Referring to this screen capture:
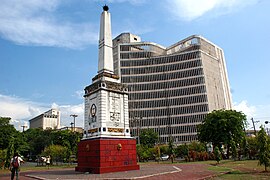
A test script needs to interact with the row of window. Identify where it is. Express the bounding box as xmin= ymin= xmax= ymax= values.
xmin=130 ymin=114 xmax=207 ymax=127
xmin=129 ymin=104 xmax=209 ymax=117
xmin=127 ymin=76 xmax=205 ymax=91
xmin=129 ymin=94 xmax=208 ymax=109
xmin=132 ymin=125 xmax=198 ymax=137
xmin=120 ymin=51 xmax=154 ymax=59
xmin=150 ymin=132 xmax=198 ymax=144
xmin=119 ymin=44 xmax=164 ymax=53
xmin=129 ymin=85 xmax=206 ymax=100
xmin=121 ymin=59 xmax=202 ymax=75
xmin=120 ymin=51 xmax=200 ymax=67
xmin=122 ymin=68 xmax=204 ymax=83
xmin=163 ymin=134 xmax=198 ymax=144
